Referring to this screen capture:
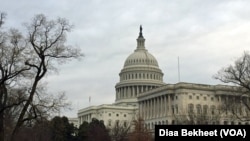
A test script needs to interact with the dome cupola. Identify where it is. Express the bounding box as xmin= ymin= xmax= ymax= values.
xmin=124 ymin=26 xmax=159 ymax=68
xmin=115 ymin=26 xmax=165 ymax=106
